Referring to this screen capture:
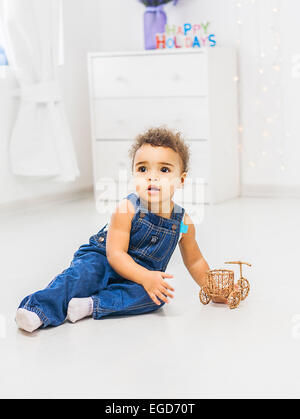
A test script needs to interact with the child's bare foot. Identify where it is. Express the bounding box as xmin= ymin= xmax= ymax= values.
xmin=67 ymin=297 xmax=93 ymax=323
xmin=15 ymin=308 xmax=42 ymax=333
